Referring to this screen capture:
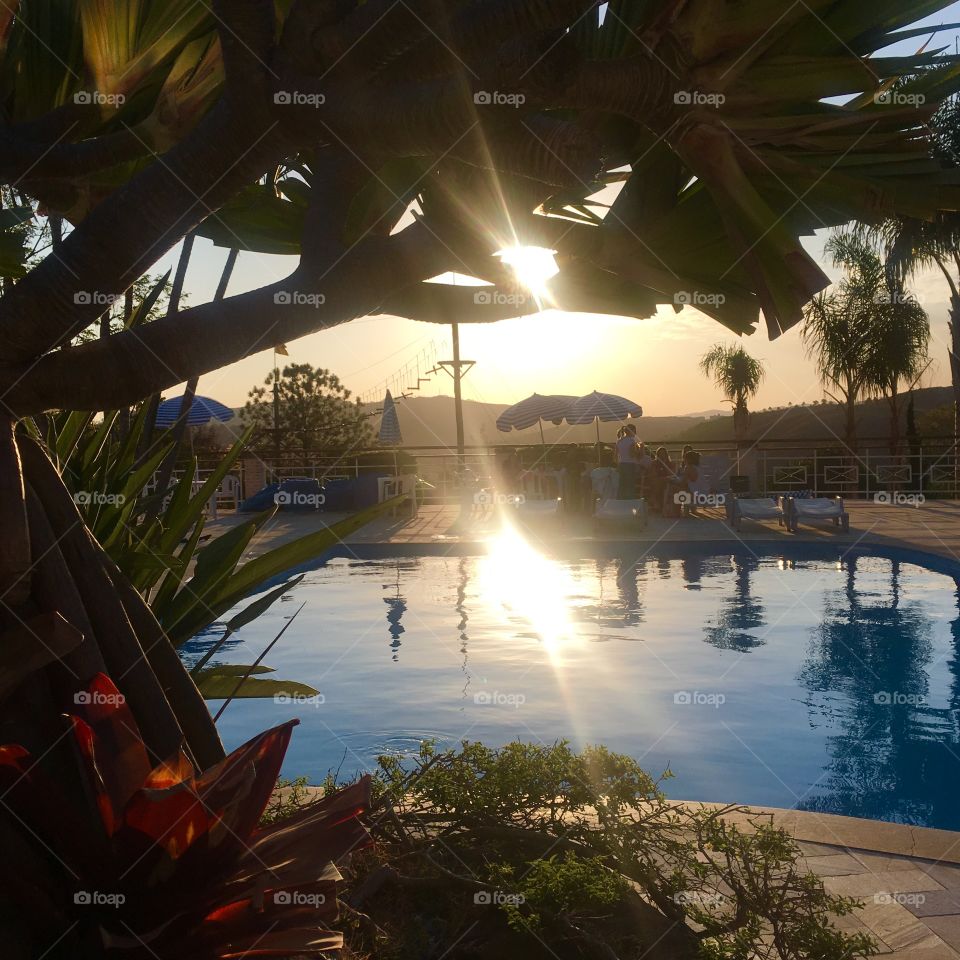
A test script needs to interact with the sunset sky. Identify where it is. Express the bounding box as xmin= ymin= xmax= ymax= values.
xmin=156 ymin=5 xmax=960 ymax=419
